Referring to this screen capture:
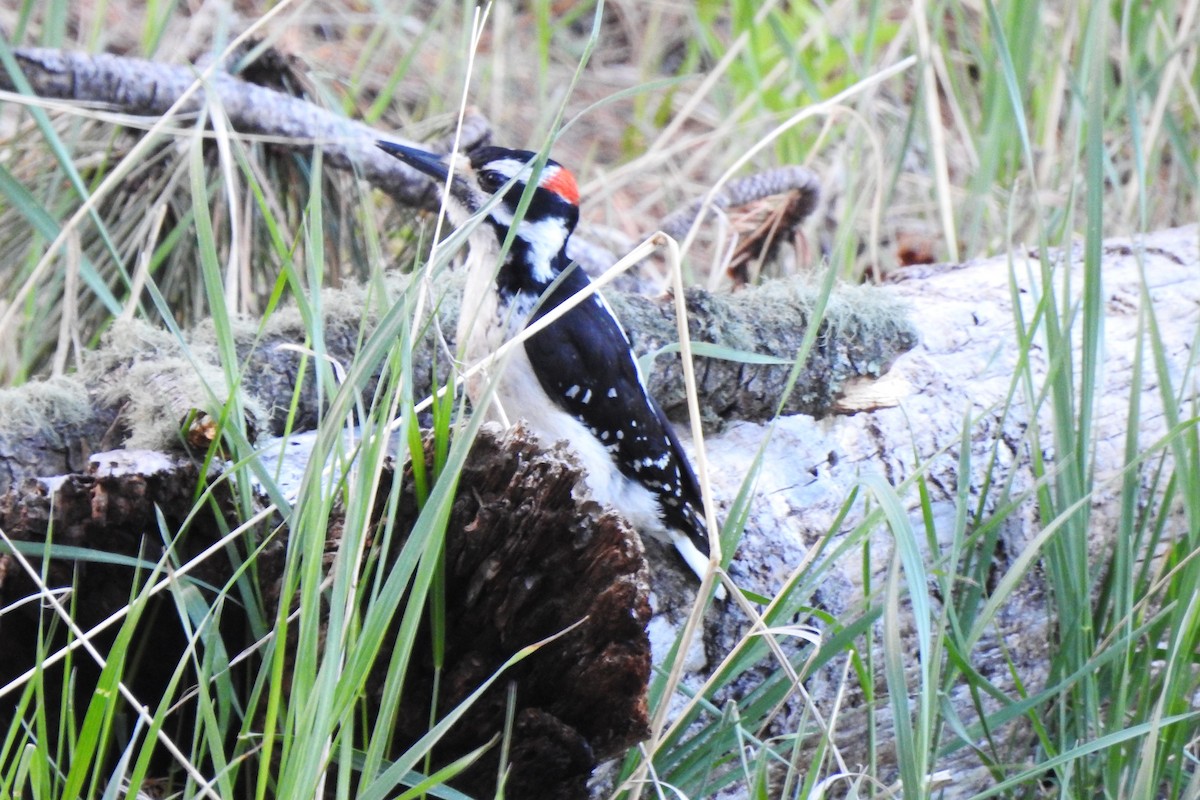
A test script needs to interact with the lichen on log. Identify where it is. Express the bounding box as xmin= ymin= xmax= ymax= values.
xmin=0 ymin=270 xmax=915 ymax=493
